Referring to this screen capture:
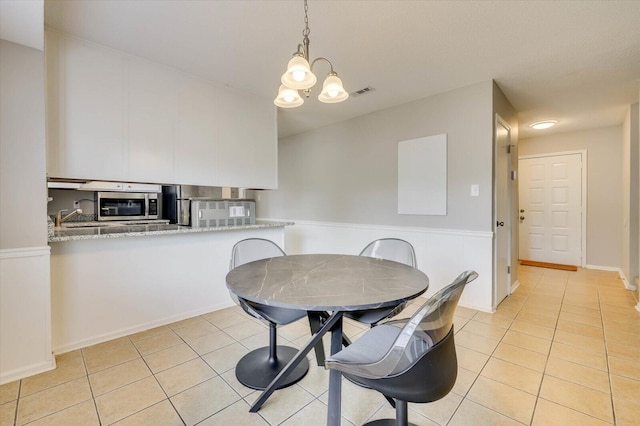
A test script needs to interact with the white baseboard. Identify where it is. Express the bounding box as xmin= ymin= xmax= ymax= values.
xmin=0 ymin=358 xmax=56 ymax=386
xmin=584 ymin=264 xmax=622 ymax=272
xmin=585 ymin=265 xmax=637 ymax=291
xmin=510 ymin=280 xmax=520 ymax=294
xmin=459 ymin=301 xmax=495 ymax=314
xmin=54 ymin=301 xmax=234 ymax=354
